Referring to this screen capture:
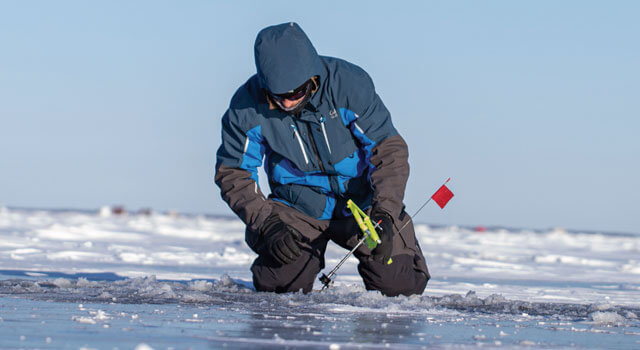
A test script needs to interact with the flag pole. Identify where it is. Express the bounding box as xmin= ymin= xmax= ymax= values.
xmin=398 ymin=177 xmax=451 ymax=233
